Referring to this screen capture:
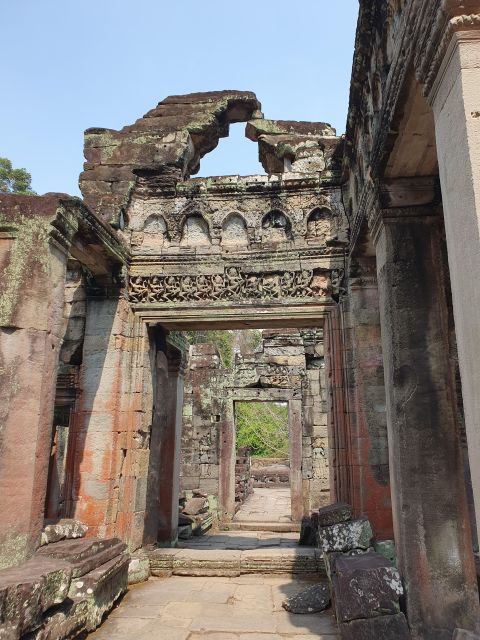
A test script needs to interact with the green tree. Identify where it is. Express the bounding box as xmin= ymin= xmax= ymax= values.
xmin=235 ymin=401 xmax=289 ymax=458
xmin=0 ymin=157 xmax=35 ymax=194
